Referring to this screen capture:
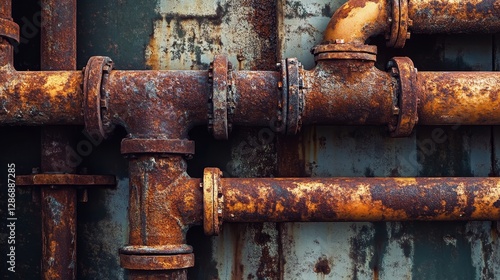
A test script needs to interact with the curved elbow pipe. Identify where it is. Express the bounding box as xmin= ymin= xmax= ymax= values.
xmin=323 ymin=0 xmax=390 ymax=45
